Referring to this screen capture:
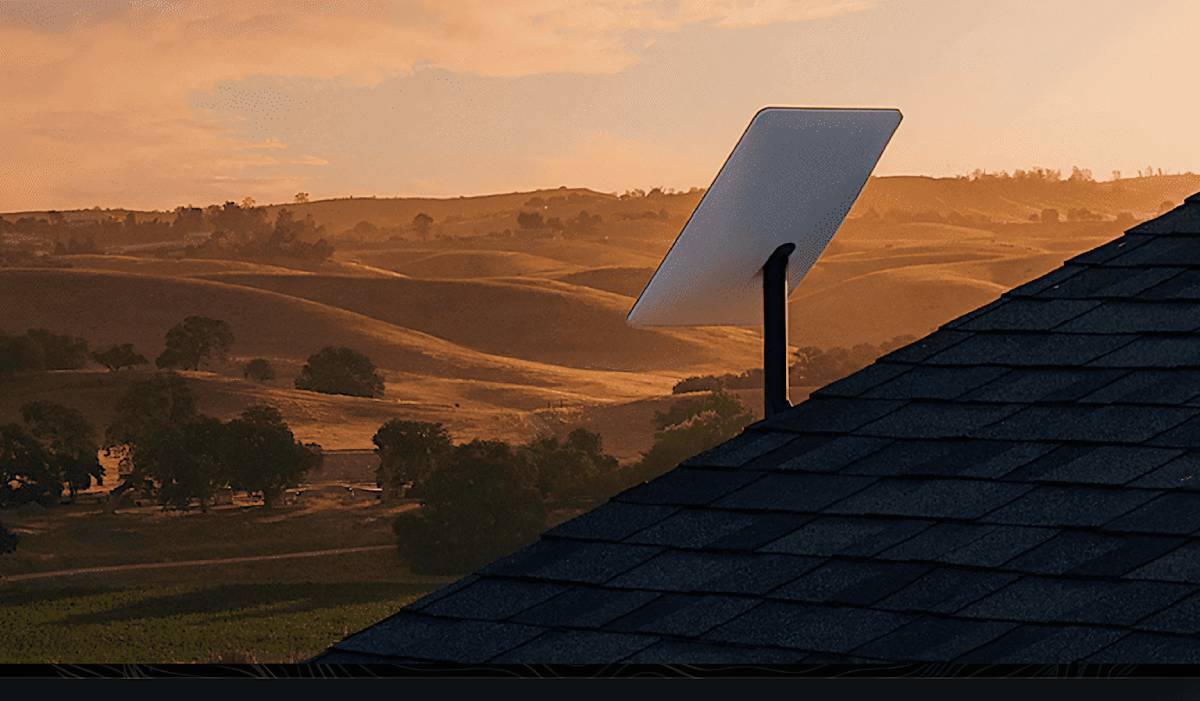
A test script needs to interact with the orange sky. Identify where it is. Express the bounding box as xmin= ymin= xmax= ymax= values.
xmin=2 ymin=0 xmax=1198 ymax=211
